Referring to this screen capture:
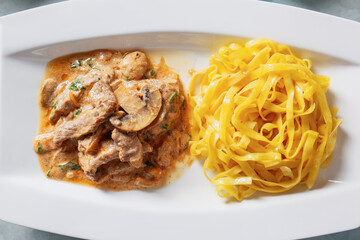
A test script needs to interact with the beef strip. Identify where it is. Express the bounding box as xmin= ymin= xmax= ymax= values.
xmin=34 ymin=133 xmax=56 ymax=153
xmin=49 ymin=88 xmax=77 ymax=124
xmin=49 ymin=72 xmax=112 ymax=124
xmin=78 ymin=122 xmax=113 ymax=153
xmin=111 ymin=129 xmax=147 ymax=168
xmin=34 ymin=132 xmax=77 ymax=153
xmin=156 ymin=129 xmax=187 ymax=167
xmin=53 ymin=81 xmax=117 ymax=146
xmin=78 ymin=139 xmax=119 ymax=181
xmin=134 ymin=167 xmax=164 ymax=188
xmin=95 ymin=160 xmax=164 ymax=188
xmin=95 ymin=160 xmax=142 ymax=184
xmin=88 ymin=159 xmax=148 ymax=185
